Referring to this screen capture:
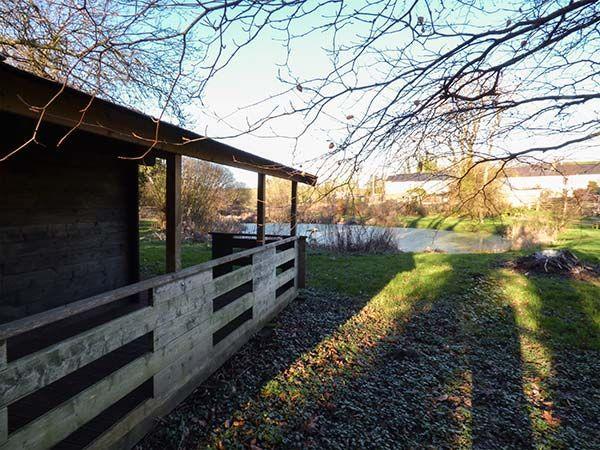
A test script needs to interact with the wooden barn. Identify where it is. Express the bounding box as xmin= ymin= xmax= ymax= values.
xmin=0 ymin=62 xmax=316 ymax=449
